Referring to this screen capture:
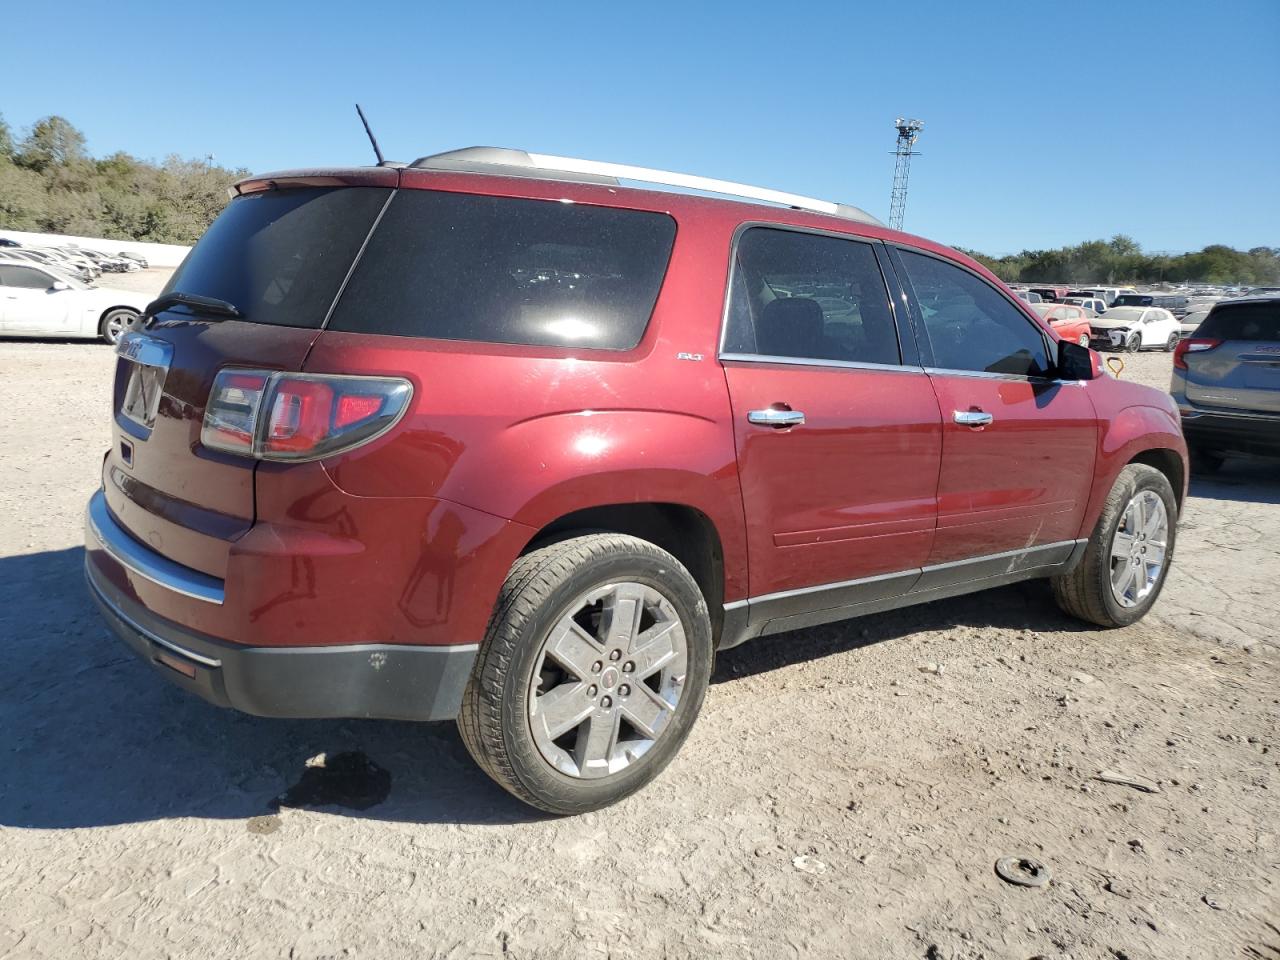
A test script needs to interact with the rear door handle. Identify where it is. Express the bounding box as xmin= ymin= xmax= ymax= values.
xmin=953 ymin=409 xmax=994 ymax=428
xmin=748 ymin=408 xmax=805 ymax=427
